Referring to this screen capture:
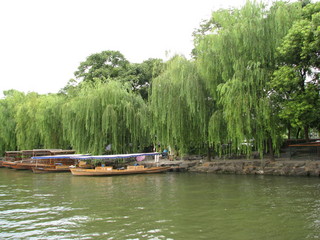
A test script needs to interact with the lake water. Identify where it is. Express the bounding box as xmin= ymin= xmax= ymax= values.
xmin=0 ymin=168 xmax=319 ymax=239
